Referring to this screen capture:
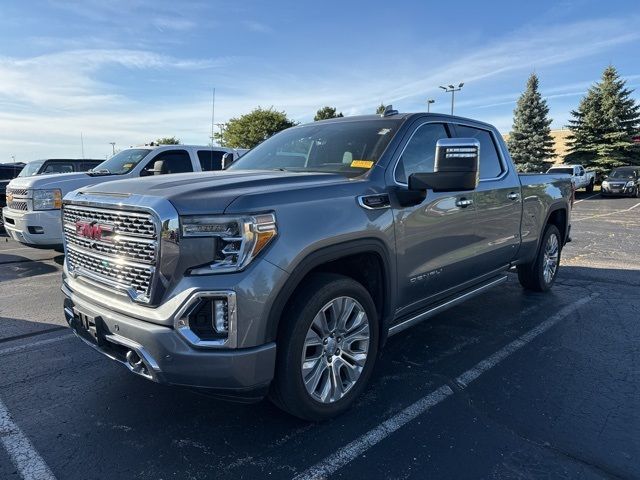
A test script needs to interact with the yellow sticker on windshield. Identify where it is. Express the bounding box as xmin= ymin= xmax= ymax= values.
xmin=351 ymin=160 xmax=374 ymax=169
